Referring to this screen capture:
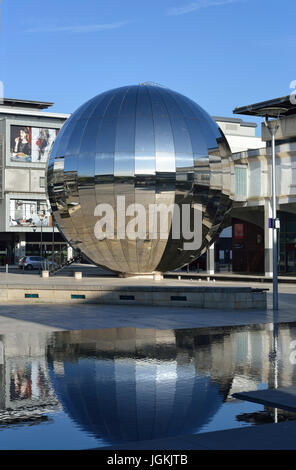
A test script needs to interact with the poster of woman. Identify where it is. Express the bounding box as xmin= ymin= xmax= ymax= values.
xmin=32 ymin=127 xmax=57 ymax=162
xmin=10 ymin=126 xmax=32 ymax=162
